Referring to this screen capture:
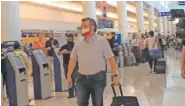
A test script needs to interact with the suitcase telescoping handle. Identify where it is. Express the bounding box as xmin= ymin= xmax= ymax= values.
xmin=111 ymin=83 xmax=123 ymax=97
